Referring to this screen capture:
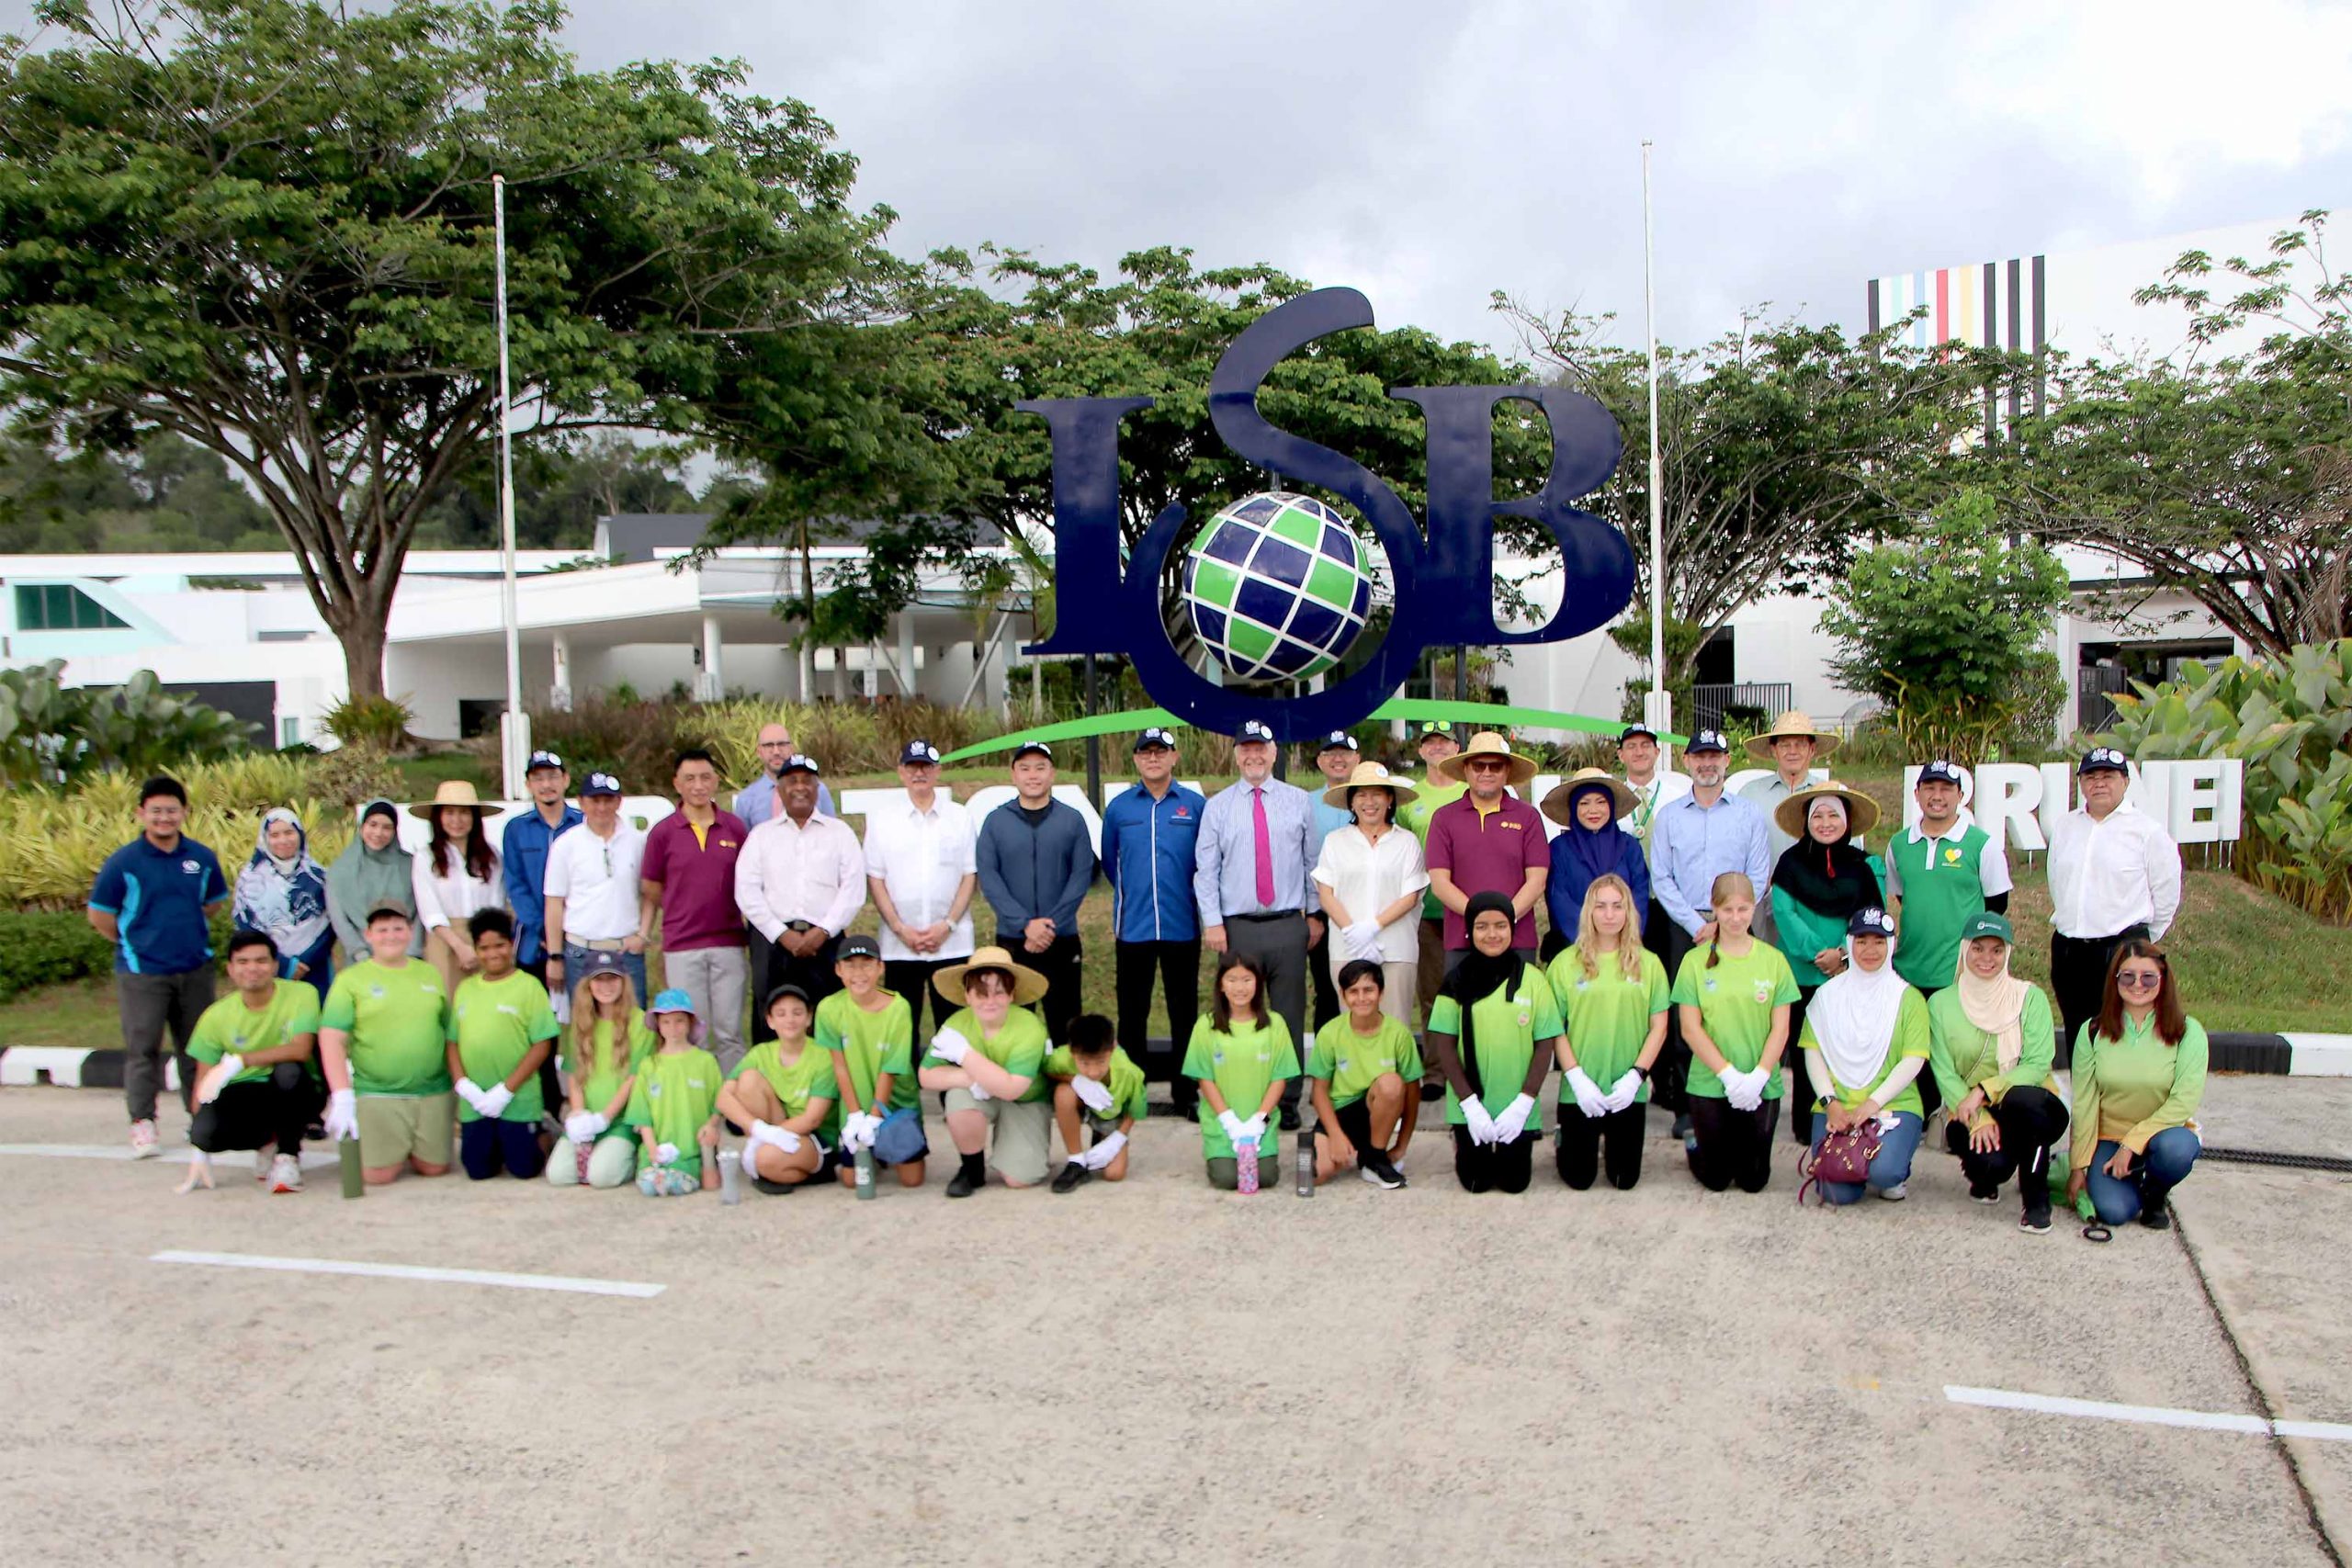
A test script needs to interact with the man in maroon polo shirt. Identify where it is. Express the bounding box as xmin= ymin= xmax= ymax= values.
xmin=1424 ymin=731 xmax=1550 ymax=972
xmin=638 ymin=747 xmax=751 ymax=1072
